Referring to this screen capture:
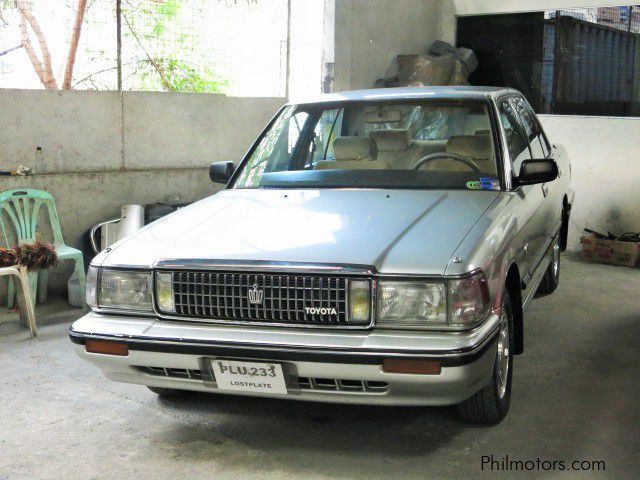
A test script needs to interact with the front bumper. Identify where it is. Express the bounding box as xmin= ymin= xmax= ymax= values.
xmin=69 ymin=312 xmax=500 ymax=406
